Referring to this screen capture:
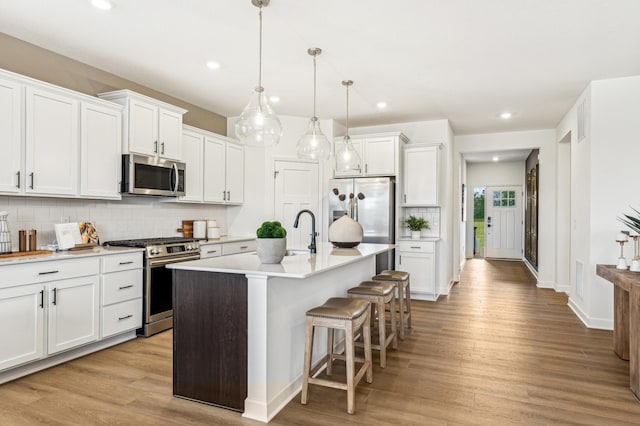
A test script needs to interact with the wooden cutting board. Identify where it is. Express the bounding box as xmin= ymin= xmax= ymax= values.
xmin=0 ymin=250 xmax=53 ymax=260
